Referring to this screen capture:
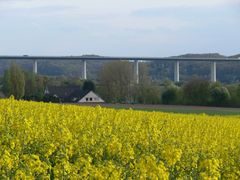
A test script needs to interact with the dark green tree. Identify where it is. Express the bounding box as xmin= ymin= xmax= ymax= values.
xmin=82 ymin=80 xmax=96 ymax=92
xmin=24 ymin=71 xmax=37 ymax=99
xmin=23 ymin=72 xmax=45 ymax=101
xmin=183 ymin=77 xmax=211 ymax=105
xmin=35 ymin=76 xmax=45 ymax=100
xmin=2 ymin=70 xmax=12 ymax=97
xmin=162 ymin=87 xmax=179 ymax=105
